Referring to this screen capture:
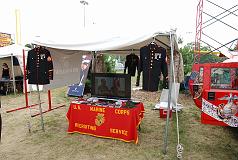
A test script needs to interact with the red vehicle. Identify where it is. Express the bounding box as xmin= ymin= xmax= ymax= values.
xmin=189 ymin=62 xmax=238 ymax=127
